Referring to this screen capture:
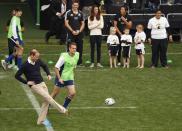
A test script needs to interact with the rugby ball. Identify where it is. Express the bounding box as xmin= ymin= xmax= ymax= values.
xmin=105 ymin=98 xmax=115 ymax=106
